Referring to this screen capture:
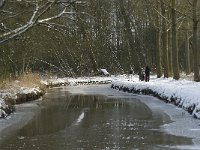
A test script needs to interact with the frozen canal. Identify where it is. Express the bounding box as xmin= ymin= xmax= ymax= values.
xmin=0 ymin=84 xmax=199 ymax=149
